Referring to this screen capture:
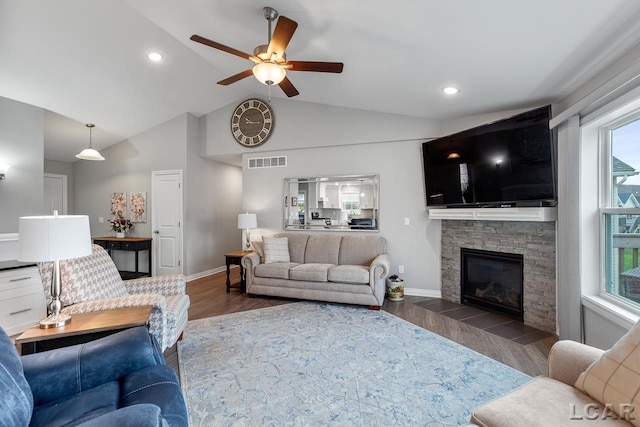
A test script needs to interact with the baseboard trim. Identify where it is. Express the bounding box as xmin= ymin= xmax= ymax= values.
xmin=186 ymin=265 xmax=232 ymax=282
xmin=404 ymin=288 xmax=441 ymax=298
